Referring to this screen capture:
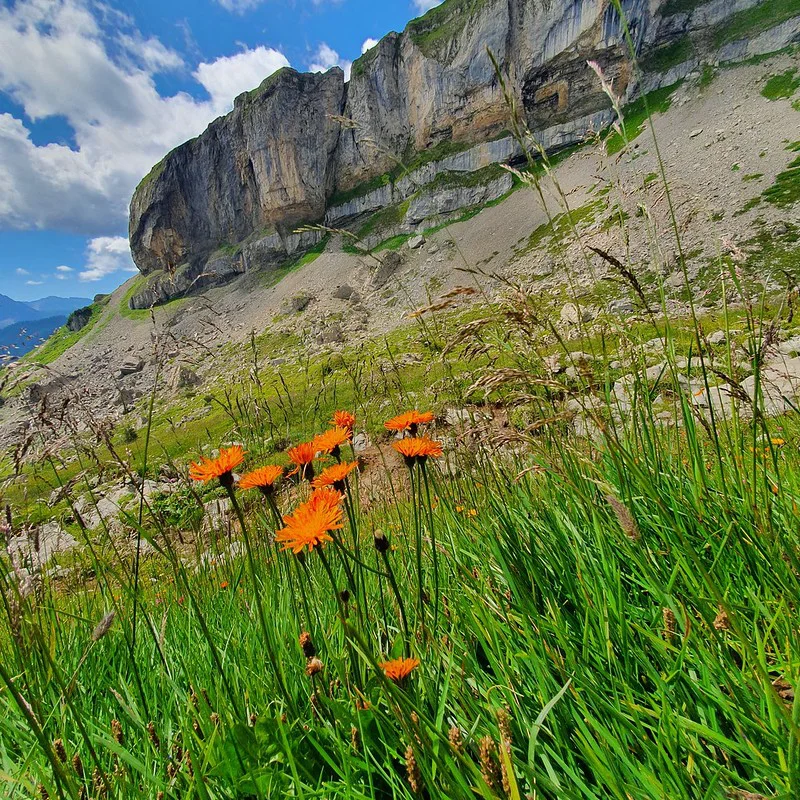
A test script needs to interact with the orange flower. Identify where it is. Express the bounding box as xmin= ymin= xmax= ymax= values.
xmin=220 ymin=581 xmax=229 ymax=590
xmin=189 ymin=445 xmax=246 ymax=487
xmin=276 ymin=491 xmax=344 ymax=554
xmin=307 ymin=487 xmax=345 ymax=513
xmin=239 ymin=465 xmax=283 ymax=494
xmin=287 ymin=441 xmax=317 ymax=479
xmin=385 ymin=410 xmax=435 ymax=434
xmin=393 ymin=436 xmax=443 ymax=466
xmin=332 ymin=410 xmax=356 ymax=430
xmin=313 ymin=461 xmax=358 ymax=490
xmin=379 ymin=657 xmax=420 ymax=683
xmin=313 ymin=426 xmax=352 ymax=455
